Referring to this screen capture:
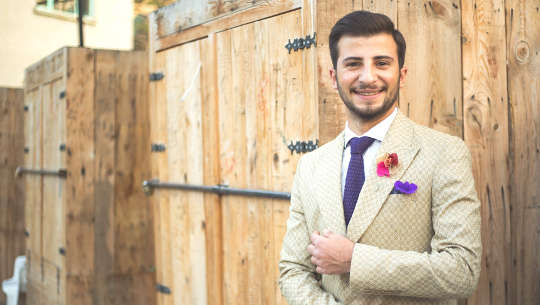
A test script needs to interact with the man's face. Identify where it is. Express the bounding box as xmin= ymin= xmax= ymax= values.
xmin=330 ymin=33 xmax=407 ymax=122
